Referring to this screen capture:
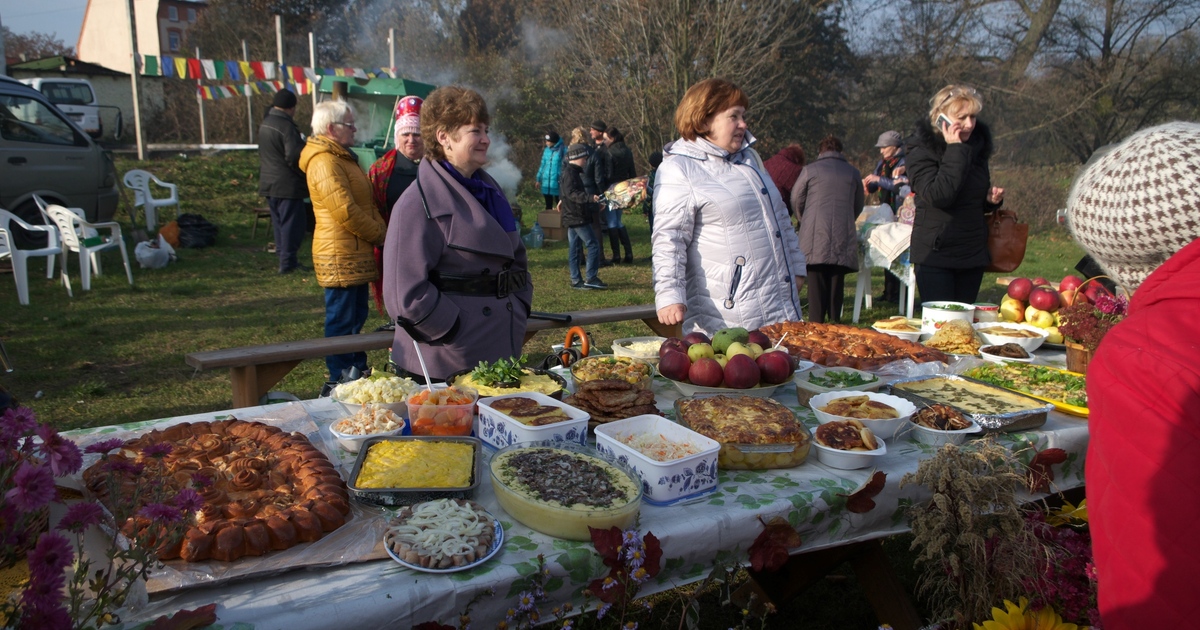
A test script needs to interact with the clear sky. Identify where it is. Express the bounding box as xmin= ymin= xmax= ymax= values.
xmin=1 ymin=0 xmax=88 ymax=45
